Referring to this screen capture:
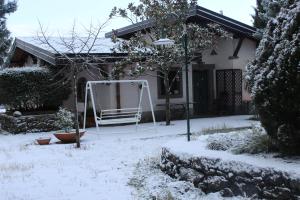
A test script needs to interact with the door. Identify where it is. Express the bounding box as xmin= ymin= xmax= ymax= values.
xmin=216 ymin=69 xmax=242 ymax=114
xmin=193 ymin=70 xmax=209 ymax=115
